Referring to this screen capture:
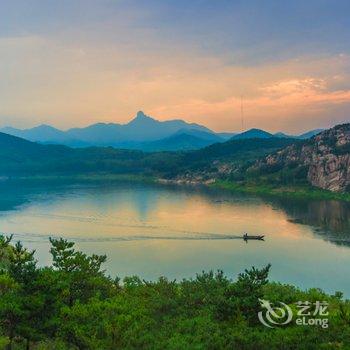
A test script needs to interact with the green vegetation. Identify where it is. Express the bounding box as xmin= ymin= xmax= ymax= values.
xmin=0 ymin=235 xmax=349 ymax=349
xmin=214 ymin=180 xmax=350 ymax=202
xmin=0 ymin=132 xmax=295 ymax=178
xmin=1 ymin=131 xmax=349 ymax=201
xmin=9 ymin=174 xmax=156 ymax=186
